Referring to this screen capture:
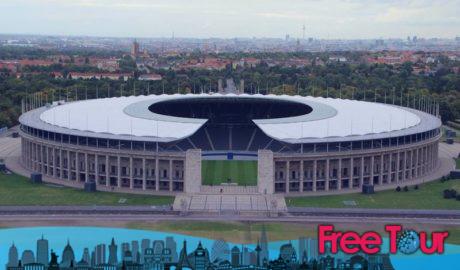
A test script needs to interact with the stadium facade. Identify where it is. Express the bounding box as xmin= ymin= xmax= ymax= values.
xmin=19 ymin=93 xmax=441 ymax=195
